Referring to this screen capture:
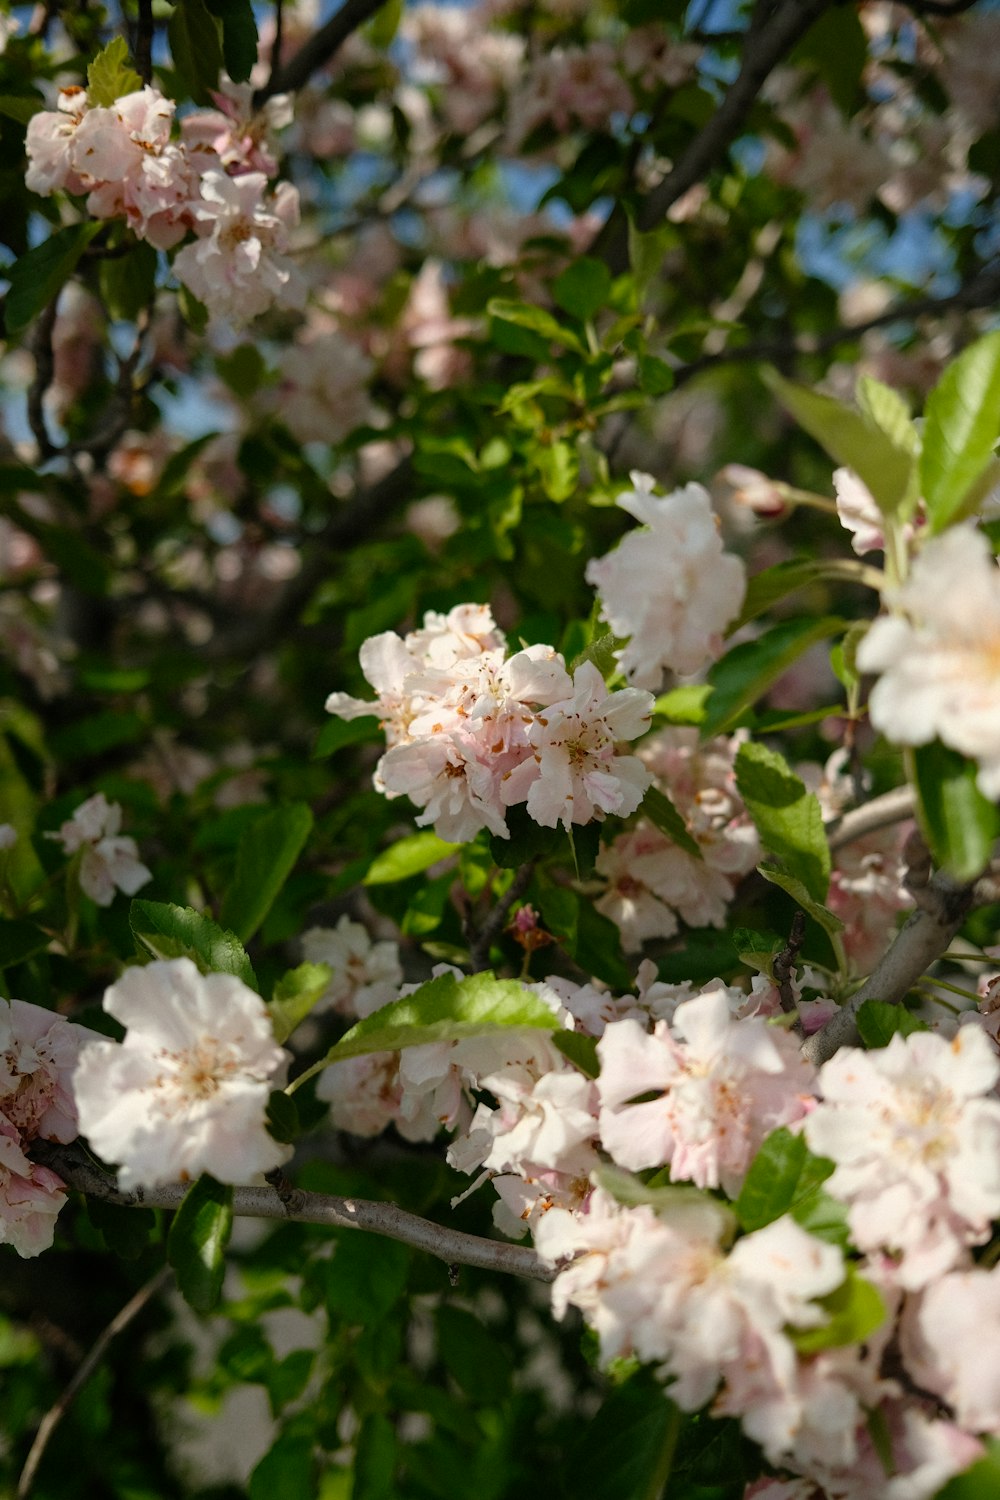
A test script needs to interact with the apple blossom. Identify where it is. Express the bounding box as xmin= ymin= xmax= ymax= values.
xmin=857 ymin=523 xmax=1000 ymax=798
xmin=73 ymin=958 xmax=291 ymax=1189
xmin=585 ymin=474 xmax=746 ymax=688
xmin=300 ymin=915 xmax=403 ymax=1018
xmin=172 ymin=171 xmax=305 ymax=326
xmin=48 ymin=792 xmax=151 ymax=906
xmin=0 ymin=1118 xmax=68 ymax=1258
